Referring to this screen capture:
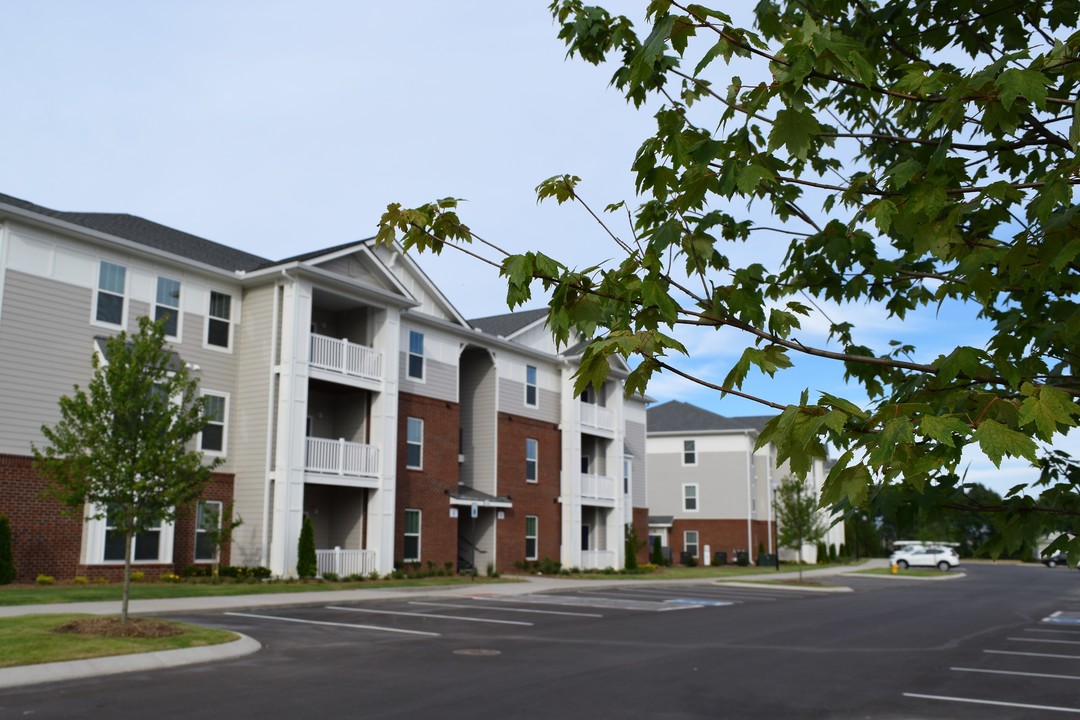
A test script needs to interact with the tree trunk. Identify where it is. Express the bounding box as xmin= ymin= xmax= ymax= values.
xmin=121 ymin=530 xmax=132 ymax=624
xmin=797 ymin=544 xmax=804 ymax=583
